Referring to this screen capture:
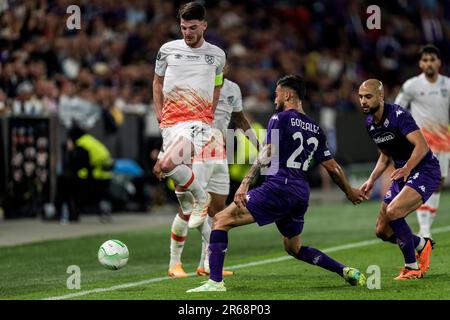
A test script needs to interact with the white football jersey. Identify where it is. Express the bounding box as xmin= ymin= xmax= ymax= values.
xmin=395 ymin=73 xmax=450 ymax=128
xmin=213 ymin=79 xmax=243 ymax=133
xmin=195 ymin=79 xmax=244 ymax=162
xmin=155 ymin=39 xmax=226 ymax=128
